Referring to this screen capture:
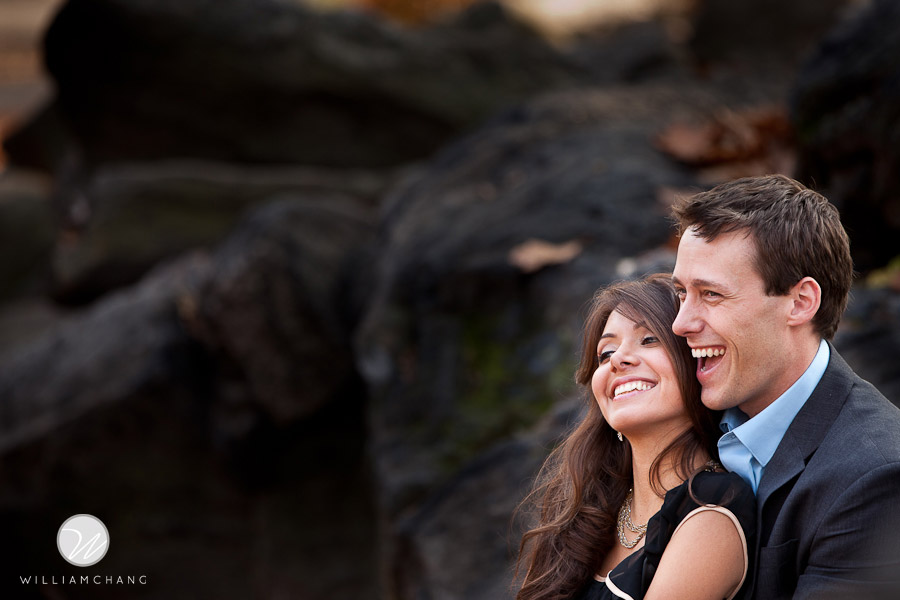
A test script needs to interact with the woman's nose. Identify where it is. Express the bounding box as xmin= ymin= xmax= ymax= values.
xmin=610 ymin=346 xmax=638 ymax=370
